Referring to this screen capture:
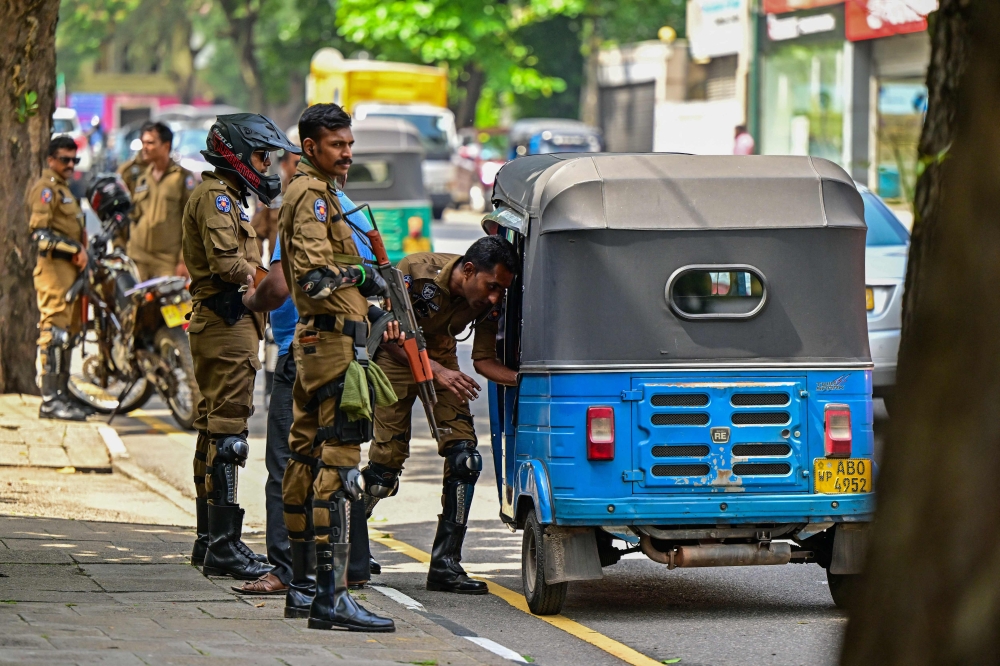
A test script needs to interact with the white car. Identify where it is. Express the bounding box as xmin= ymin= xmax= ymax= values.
xmin=859 ymin=185 xmax=910 ymax=408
